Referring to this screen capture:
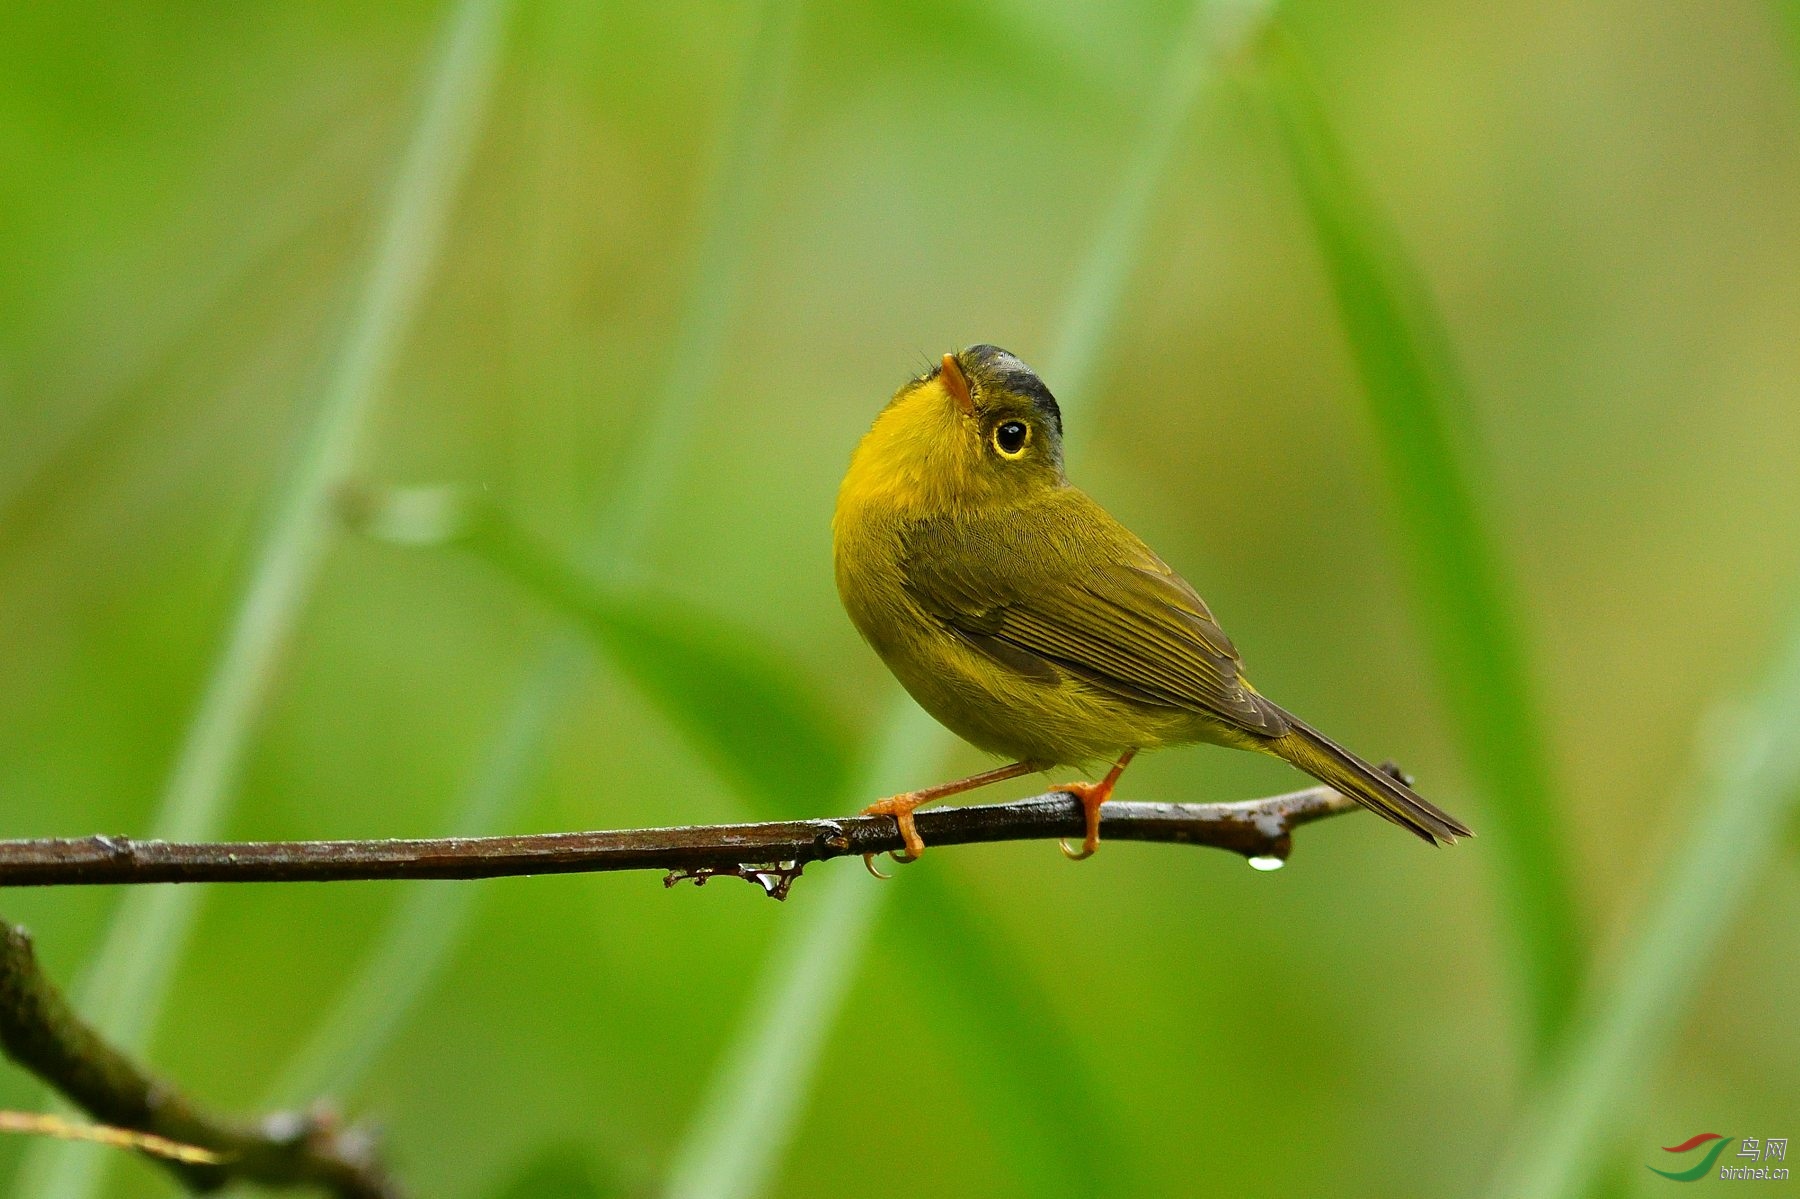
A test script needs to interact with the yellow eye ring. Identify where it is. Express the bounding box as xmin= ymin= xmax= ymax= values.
xmin=992 ymin=420 xmax=1030 ymax=458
